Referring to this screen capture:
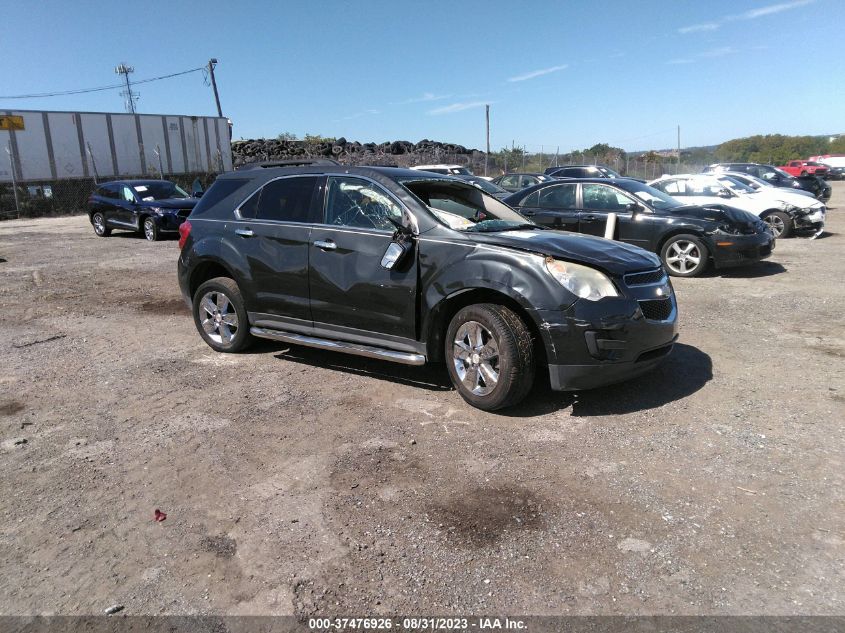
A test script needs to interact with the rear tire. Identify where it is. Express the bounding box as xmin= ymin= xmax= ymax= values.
xmin=445 ymin=303 xmax=535 ymax=411
xmin=192 ymin=277 xmax=253 ymax=353
xmin=660 ymin=234 xmax=709 ymax=277
xmin=92 ymin=212 xmax=111 ymax=237
xmin=763 ymin=211 xmax=792 ymax=238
